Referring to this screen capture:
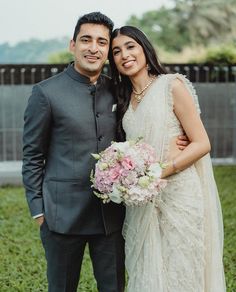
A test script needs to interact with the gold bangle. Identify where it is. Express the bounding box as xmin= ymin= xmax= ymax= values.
xmin=172 ymin=159 xmax=180 ymax=173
